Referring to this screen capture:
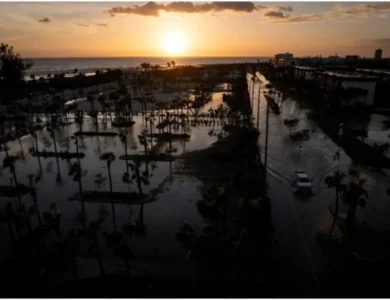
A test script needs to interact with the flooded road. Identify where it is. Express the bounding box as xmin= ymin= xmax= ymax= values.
xmin=248 ymin=71 xmax=390 ymax=294
xmin=247 ymin=72 xmax=339 ymax=295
